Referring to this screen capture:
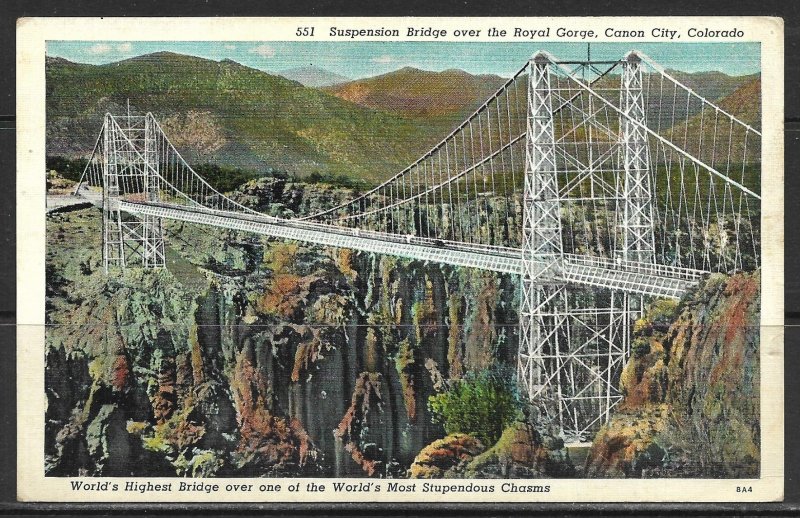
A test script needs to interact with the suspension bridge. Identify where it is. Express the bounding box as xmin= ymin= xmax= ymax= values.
xmin=73 ymin=50 xmax=761 ymax=443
